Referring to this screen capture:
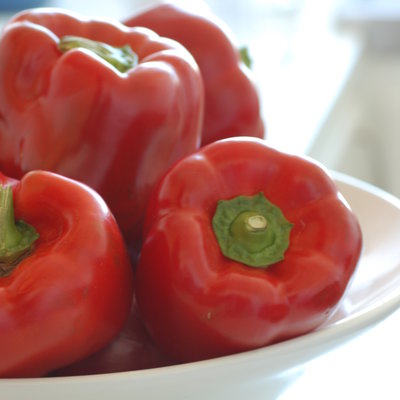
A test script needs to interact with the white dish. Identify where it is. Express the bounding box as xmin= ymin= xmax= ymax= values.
xmin=1 ymin=172 xmax=400 ymax=400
